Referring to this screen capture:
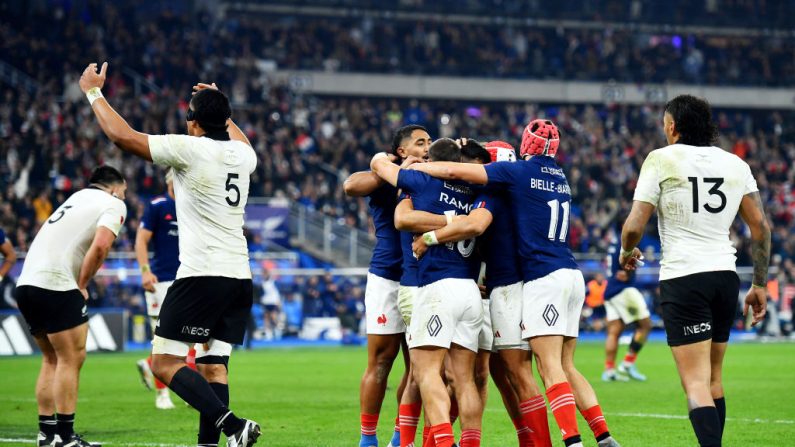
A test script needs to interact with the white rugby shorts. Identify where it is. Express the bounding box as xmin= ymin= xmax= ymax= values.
xmin=522 ymin=269 xmax=585 ymax=339
xmin=364 ymin=273 xmax=405 ymax=335
xmin=398 ymin=285 xmax=418 ymax=327
xmin=408 ymin=278 xmax=483 ymax=352
xmin=490 ymin=282 xmax=529 ymax=350
xmin=478 ymin=298 xmax=493 ymax=351
xmin=605 ymin=287 xmax=651 ymax=324
xmin=145 ymin=280 xmax=174 ymax=318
